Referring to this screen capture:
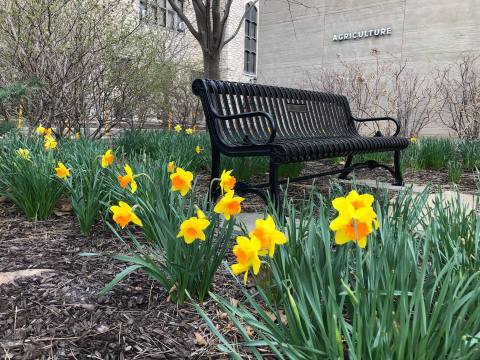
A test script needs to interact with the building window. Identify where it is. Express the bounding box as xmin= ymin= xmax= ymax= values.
xmin=139 ymin=0 xmax=183 ymax=31
xmin=244 ymin=3 xmax=257 ymax=74
xmin=159 ymin=0 xmax=167 ymax=27
xmin=139 ymin=0 xmax=148 ymax=20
